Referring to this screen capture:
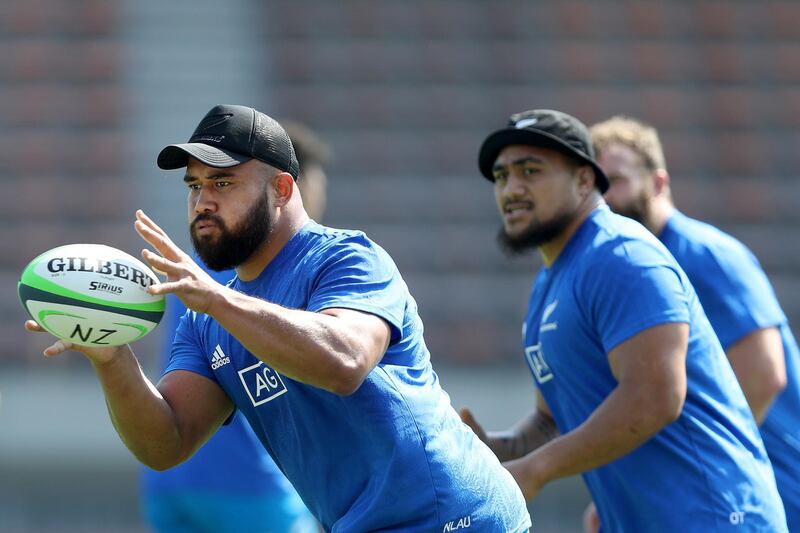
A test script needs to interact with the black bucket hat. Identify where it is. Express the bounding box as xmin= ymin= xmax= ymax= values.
xmin=478 ymin=109 xmax=609 ymax=193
